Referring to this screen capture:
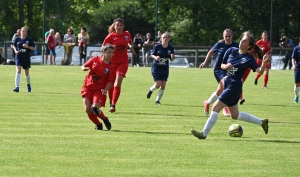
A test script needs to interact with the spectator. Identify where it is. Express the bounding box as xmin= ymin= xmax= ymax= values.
xmin=133 ymin=33 xmax=143 ymax=67
xmin=279 ymin=36 xmax=294 ymax=70
xmin=155 ymin=30 xmax=162 ymax=44
xmin=55 ymin=32 xmax=62 ymax=47
xmin=63 ymin=27 xmax=76 ymax=65
xmin=11 ymin=29 xmax=21 ymax=59
xmin=12 ymin=27 xmax=35 ymax=92
xmin=78 ymin=27 xmax=90 ymax=65
xmin=44 ymin=28 xmax=54 ymax=64
xmin=143 ymin=33 xmax=155 ymax=67
xmin=47 ymin=29 xmax=56 ymax=65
